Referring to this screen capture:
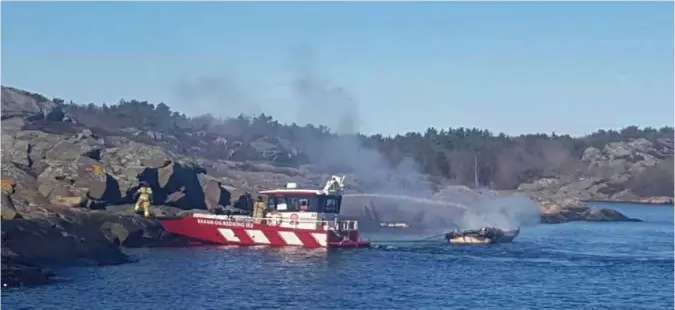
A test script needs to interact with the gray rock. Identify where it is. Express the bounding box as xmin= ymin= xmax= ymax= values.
xmin=100 ymin=141 xmax=172 ymax=169
xmin=1 ymin=117 xmax=27 ymax=132
xmin=538 ymin=197 xmax=640 ymax=224
xmin=1 ymin=194 xmax=22 ymax=220
xmin=521 ymin=138 xmax=674 ymax=204
xmin=100 ymin=221 xmax=144 ymax=247
xmin=201 ymin=177 xmax=231 ymax=212
xmin=581 ymin=147 xmax=603 ymax=162
xmin=36 ymin=156 xmax=120 ymax=208
xmin=1 ymin=133 xmax=33 ymax=167
xmin=2 ymin=247 xmax=54 ymax=287
xmin=1 ymin=87 xmax=67 ymax=122
xmin=1 ymin=217 xmax=132 ymax=266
